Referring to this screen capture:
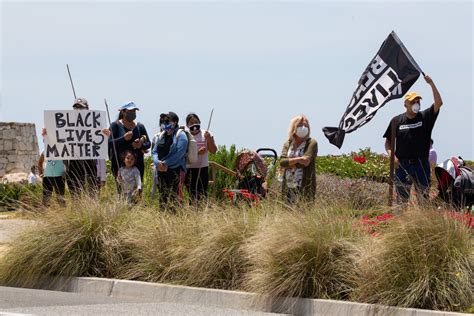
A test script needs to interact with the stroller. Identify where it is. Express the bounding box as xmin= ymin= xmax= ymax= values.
xmin=435 ymin=157 xmax=474 ymax=211
xmin=223 ymin=148 xmax=278 ymax=205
